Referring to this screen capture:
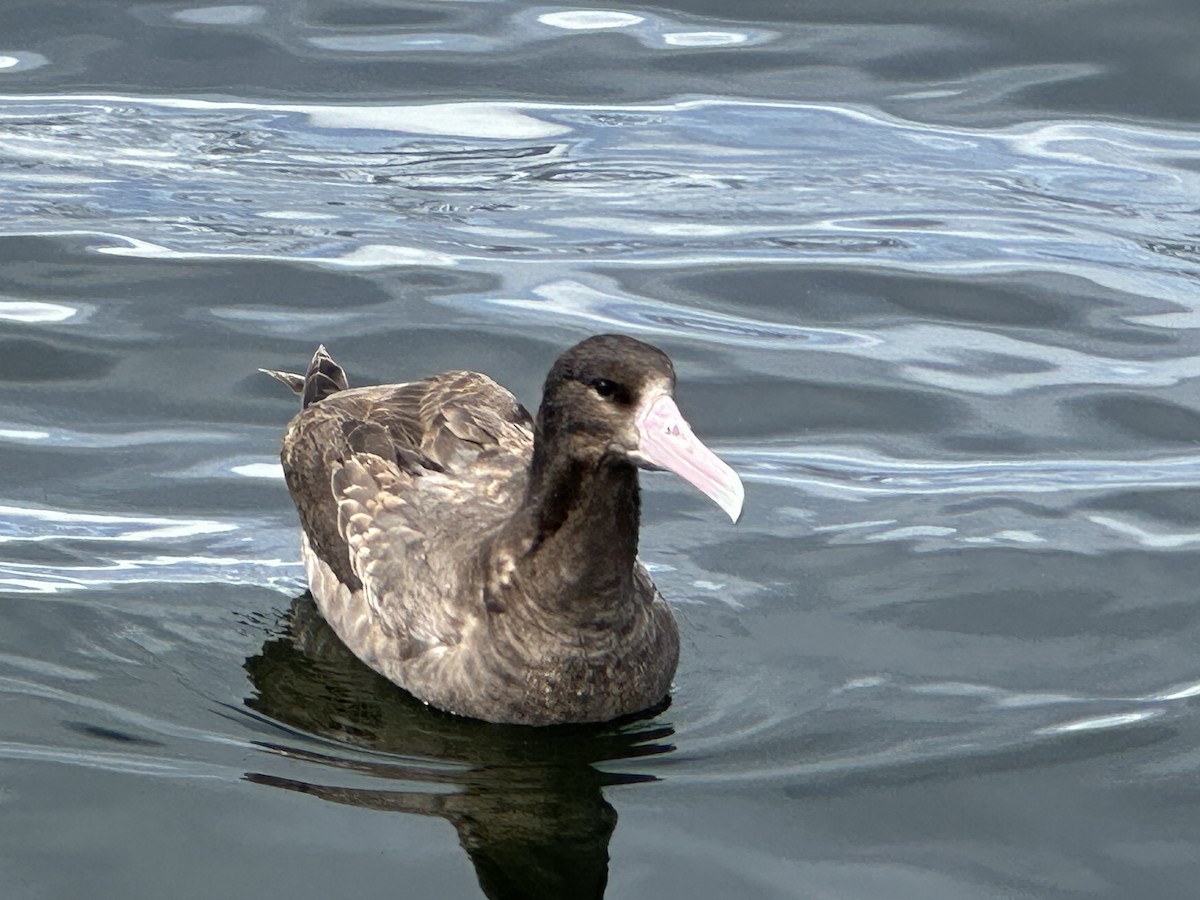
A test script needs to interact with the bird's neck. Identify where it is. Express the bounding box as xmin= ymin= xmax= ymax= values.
xmin=498 ymin=431 xmax=641 ymax=612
